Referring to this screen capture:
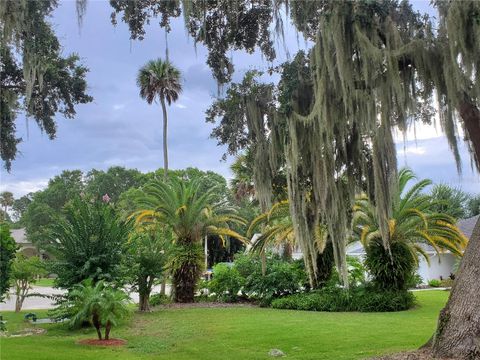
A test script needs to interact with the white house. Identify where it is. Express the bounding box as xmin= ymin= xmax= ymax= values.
xmin=346 ymin=215 xmax=479 ymax=283
xmin=11 ymin=228 xmax=51 ymax=260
